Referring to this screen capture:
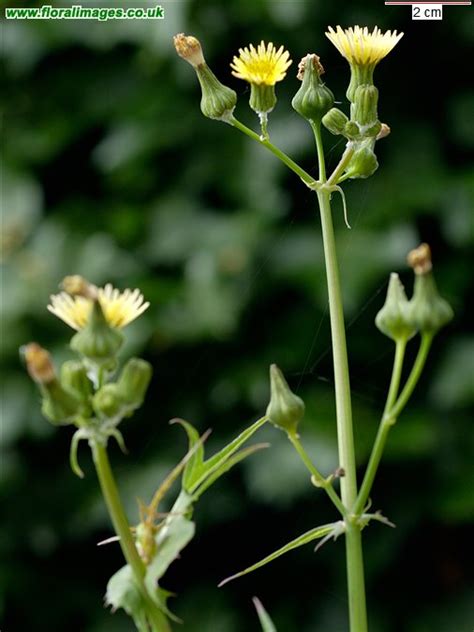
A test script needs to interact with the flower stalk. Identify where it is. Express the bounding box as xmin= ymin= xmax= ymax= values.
xmin=91 ymin=442 xmax=171 ymax=632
